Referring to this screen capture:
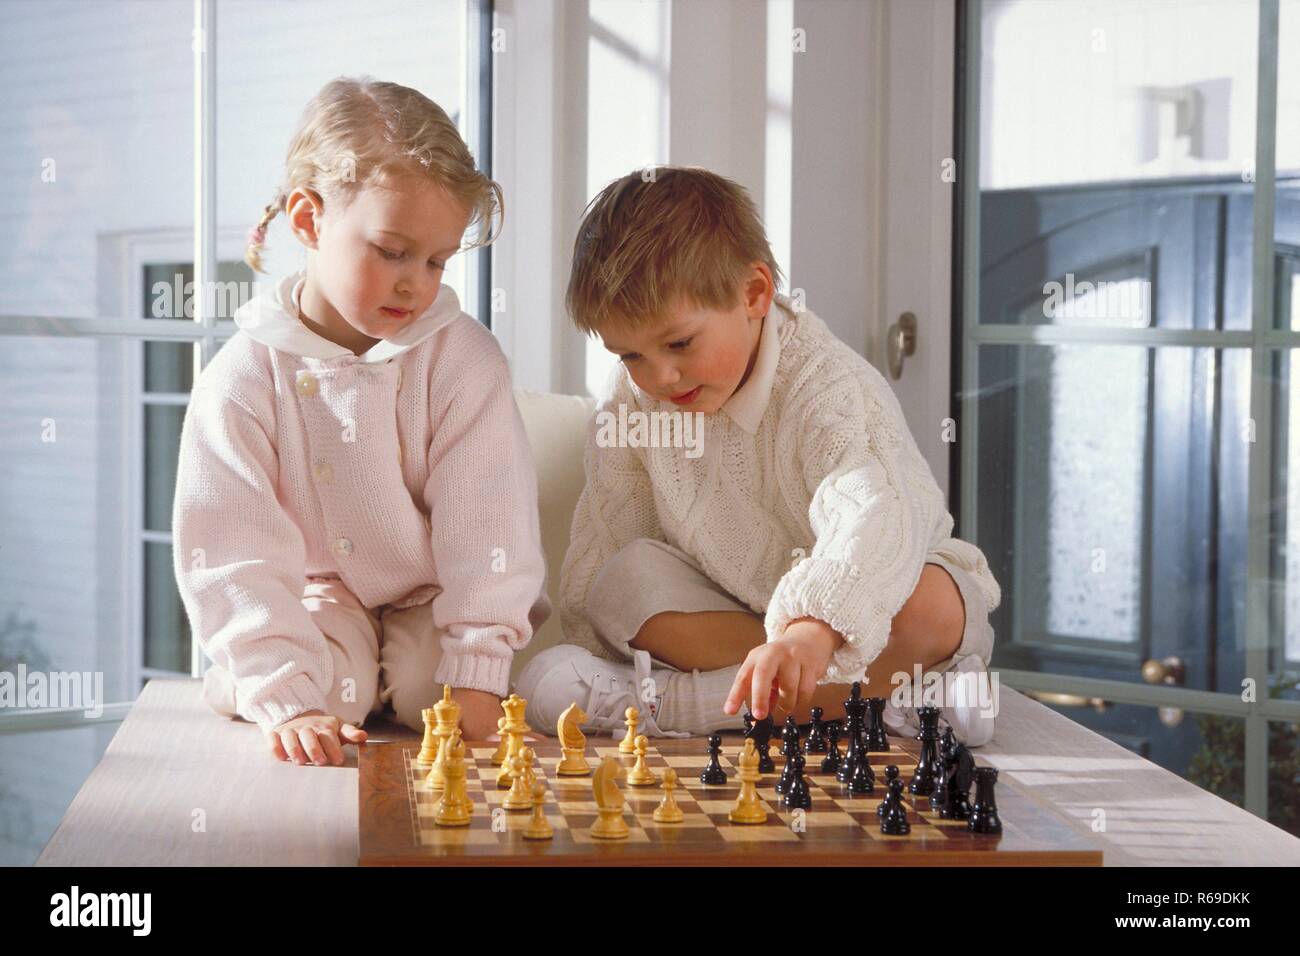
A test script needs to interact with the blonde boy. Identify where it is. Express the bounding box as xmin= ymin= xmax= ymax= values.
xmin=516 ymin=167 xmax=1000 ymax=743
